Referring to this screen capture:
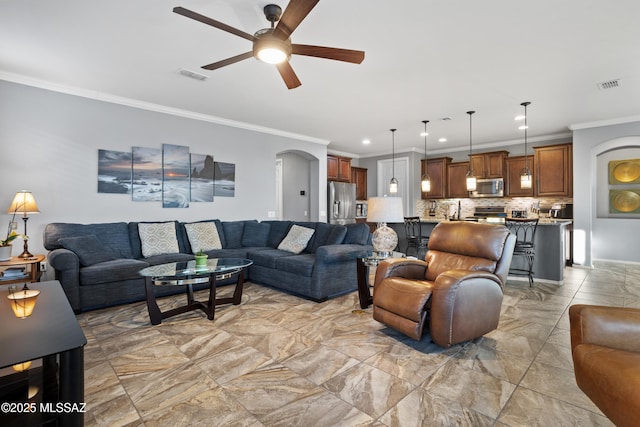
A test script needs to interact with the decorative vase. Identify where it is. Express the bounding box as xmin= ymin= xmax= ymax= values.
xmin=0 ymin=245 xmax=12 ymax=262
